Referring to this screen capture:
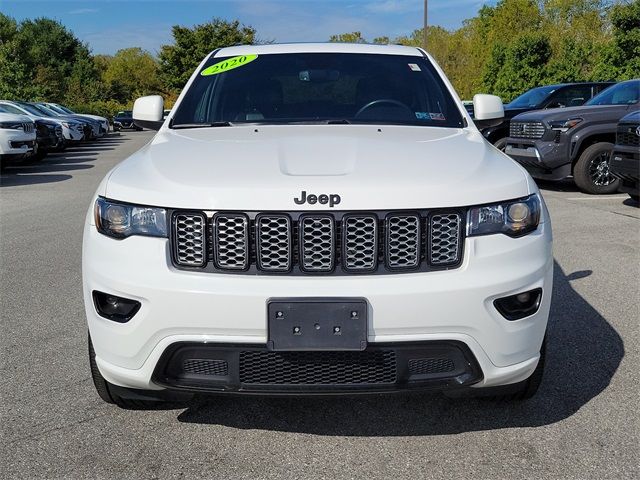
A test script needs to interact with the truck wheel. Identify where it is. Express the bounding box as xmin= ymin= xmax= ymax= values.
xmin=88 ymin=333 xmax=186 ymax=409
xmin=573 ymin=142 xmax=619 ymax=194
xmin=493 ymin=137 xmax=507 ymax=151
